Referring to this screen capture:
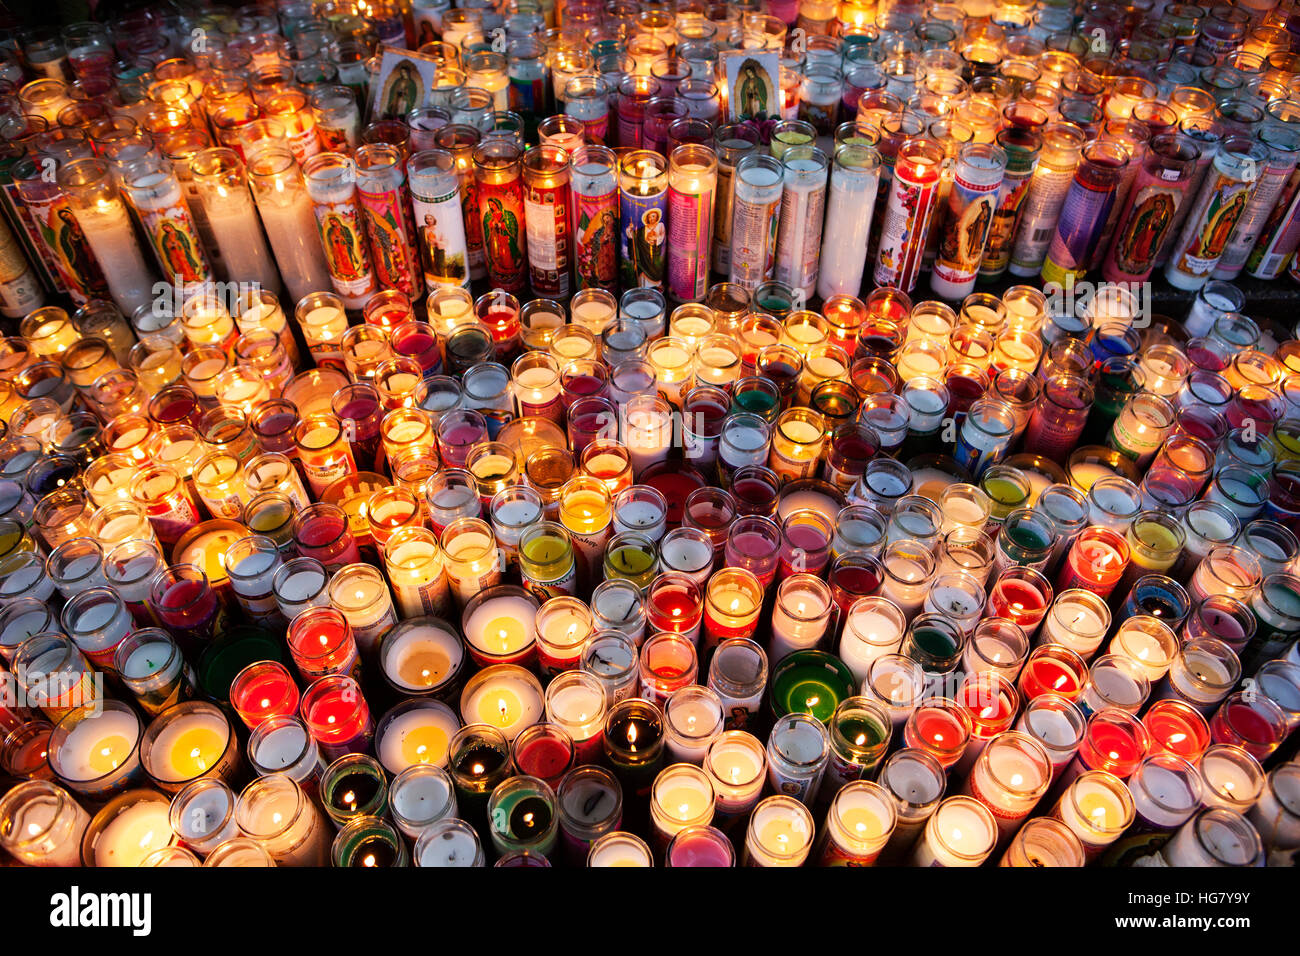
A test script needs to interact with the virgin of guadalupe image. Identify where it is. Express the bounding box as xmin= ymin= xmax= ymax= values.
xmin=482 ymin=196 xmax=522 ymax=276
xmin=53 ymin=207 xmax=108 ymax=296
xmin=734 ymin=58 xmax=772 ymax=121
xmin=155 ymin=220 xmax=205 ymax=282
xmin=363 ymin=204 xmax=407 ymax=285
xmin=577 ymin=205 xmax=617 ymax=282
xmin=380 ymin=61 xmax=423 ymax=120
xmin=626 ymin=207 xmax=666 ymax=285
xmin=322 ymin=213 xmax=365 ymax=280
xmin=1192 ymin=187 xmax=1249 ymax=260
xmin=1116 ymin=191 xmax=1176 ymax=271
